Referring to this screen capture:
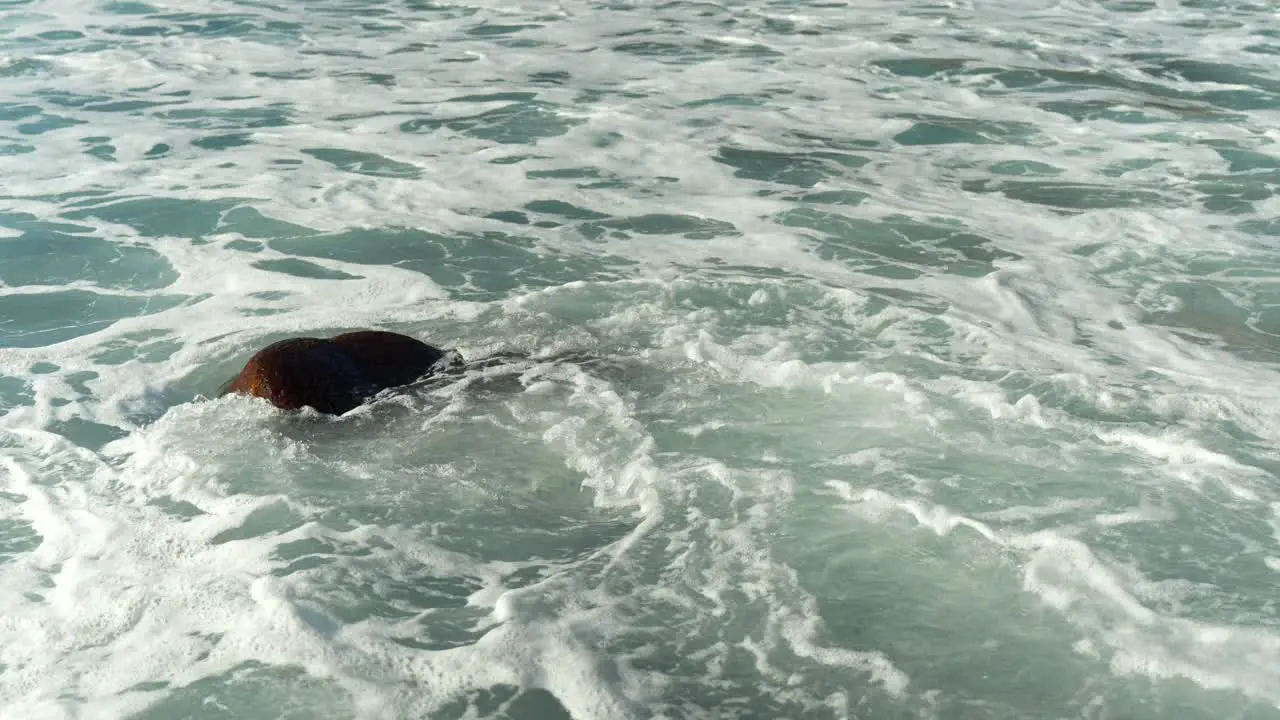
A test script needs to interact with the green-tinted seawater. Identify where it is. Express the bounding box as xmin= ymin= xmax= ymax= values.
xmin=1 ymin=0 xmax=1279 ymax=718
